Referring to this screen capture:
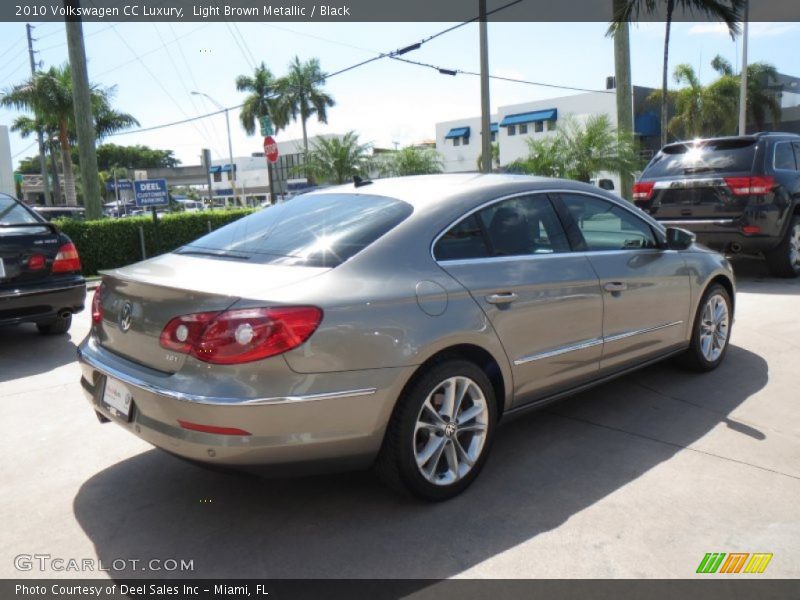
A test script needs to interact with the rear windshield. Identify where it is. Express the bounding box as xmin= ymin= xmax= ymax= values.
xmin=643 ymin=139 xmax=757 ymax=178
xmin=0 ymin=194 xmax=39 ymax=225
xmin=178 ymin=193 xmax=413 ymax=267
